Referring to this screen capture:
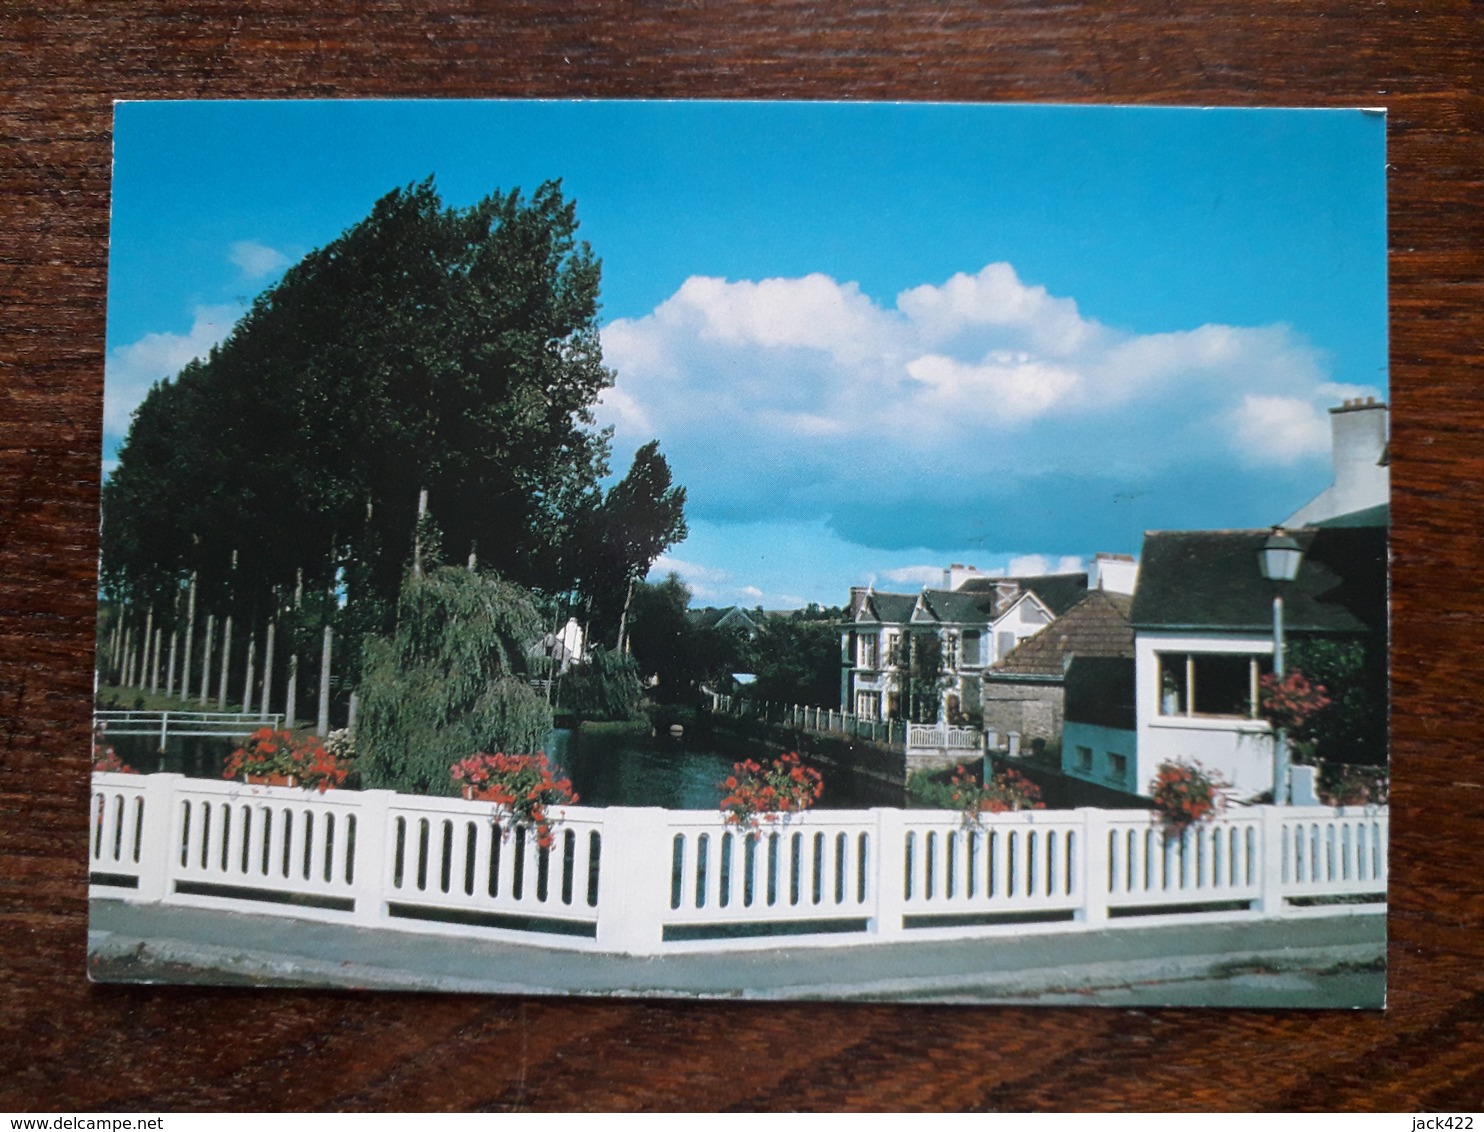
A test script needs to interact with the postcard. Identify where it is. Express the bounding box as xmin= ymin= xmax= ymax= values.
xmin=89 ymin=100 xmax=1388 ymax=1007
